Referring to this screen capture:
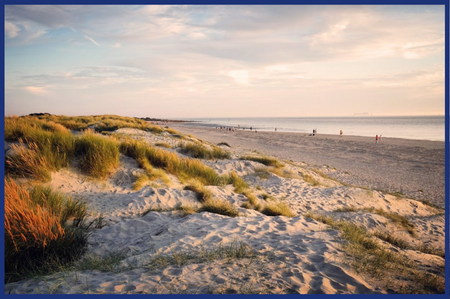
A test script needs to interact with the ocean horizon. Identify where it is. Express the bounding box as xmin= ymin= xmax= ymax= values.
xmin=176 ymin=115 xmax=445 ymax=142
